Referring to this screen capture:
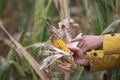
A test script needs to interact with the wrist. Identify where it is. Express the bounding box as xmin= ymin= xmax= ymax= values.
xmin=99 ymin=36 xmax=104 ymax=47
